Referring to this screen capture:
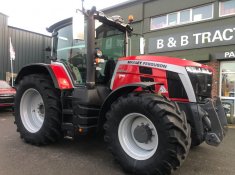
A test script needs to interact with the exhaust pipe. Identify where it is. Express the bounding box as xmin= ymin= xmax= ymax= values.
xmin=86 ymin=7 xmax=96 ymax=89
